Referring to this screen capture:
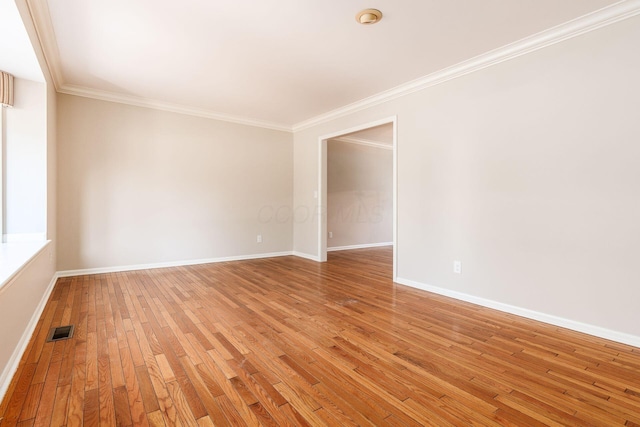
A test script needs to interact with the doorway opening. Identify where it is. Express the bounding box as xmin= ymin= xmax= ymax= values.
xmin=317 ymin=116 xmax=397 ymax=280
